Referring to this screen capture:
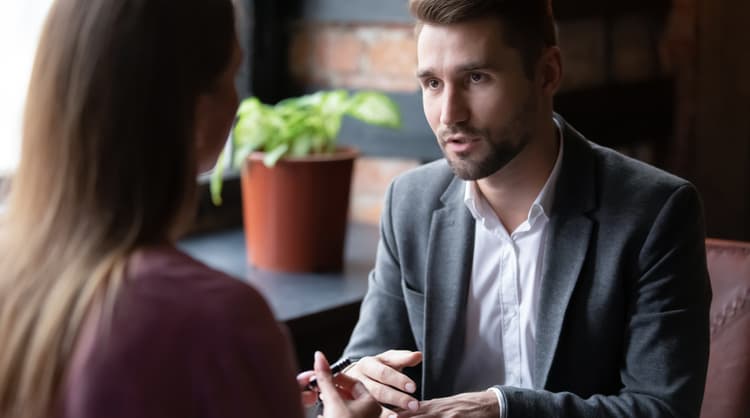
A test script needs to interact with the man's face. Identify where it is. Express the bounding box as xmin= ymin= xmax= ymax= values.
xmin=417 ymin=18 xmax=540 ymax=180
